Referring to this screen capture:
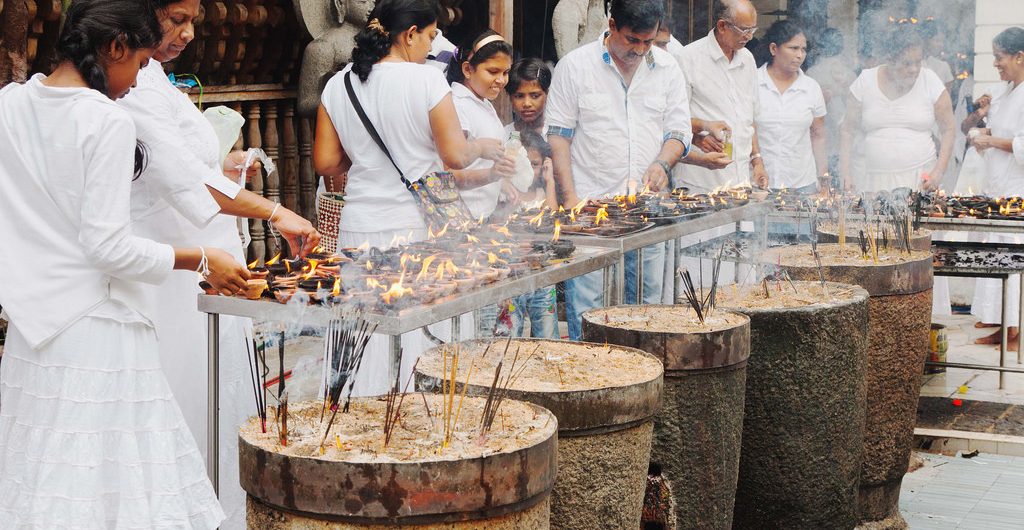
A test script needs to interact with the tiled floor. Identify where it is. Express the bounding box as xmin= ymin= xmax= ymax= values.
xmin=921 ymin=314 xmax=1024 ymax=406
xmin=901 ymin=452 xmax=1024 ymax=529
